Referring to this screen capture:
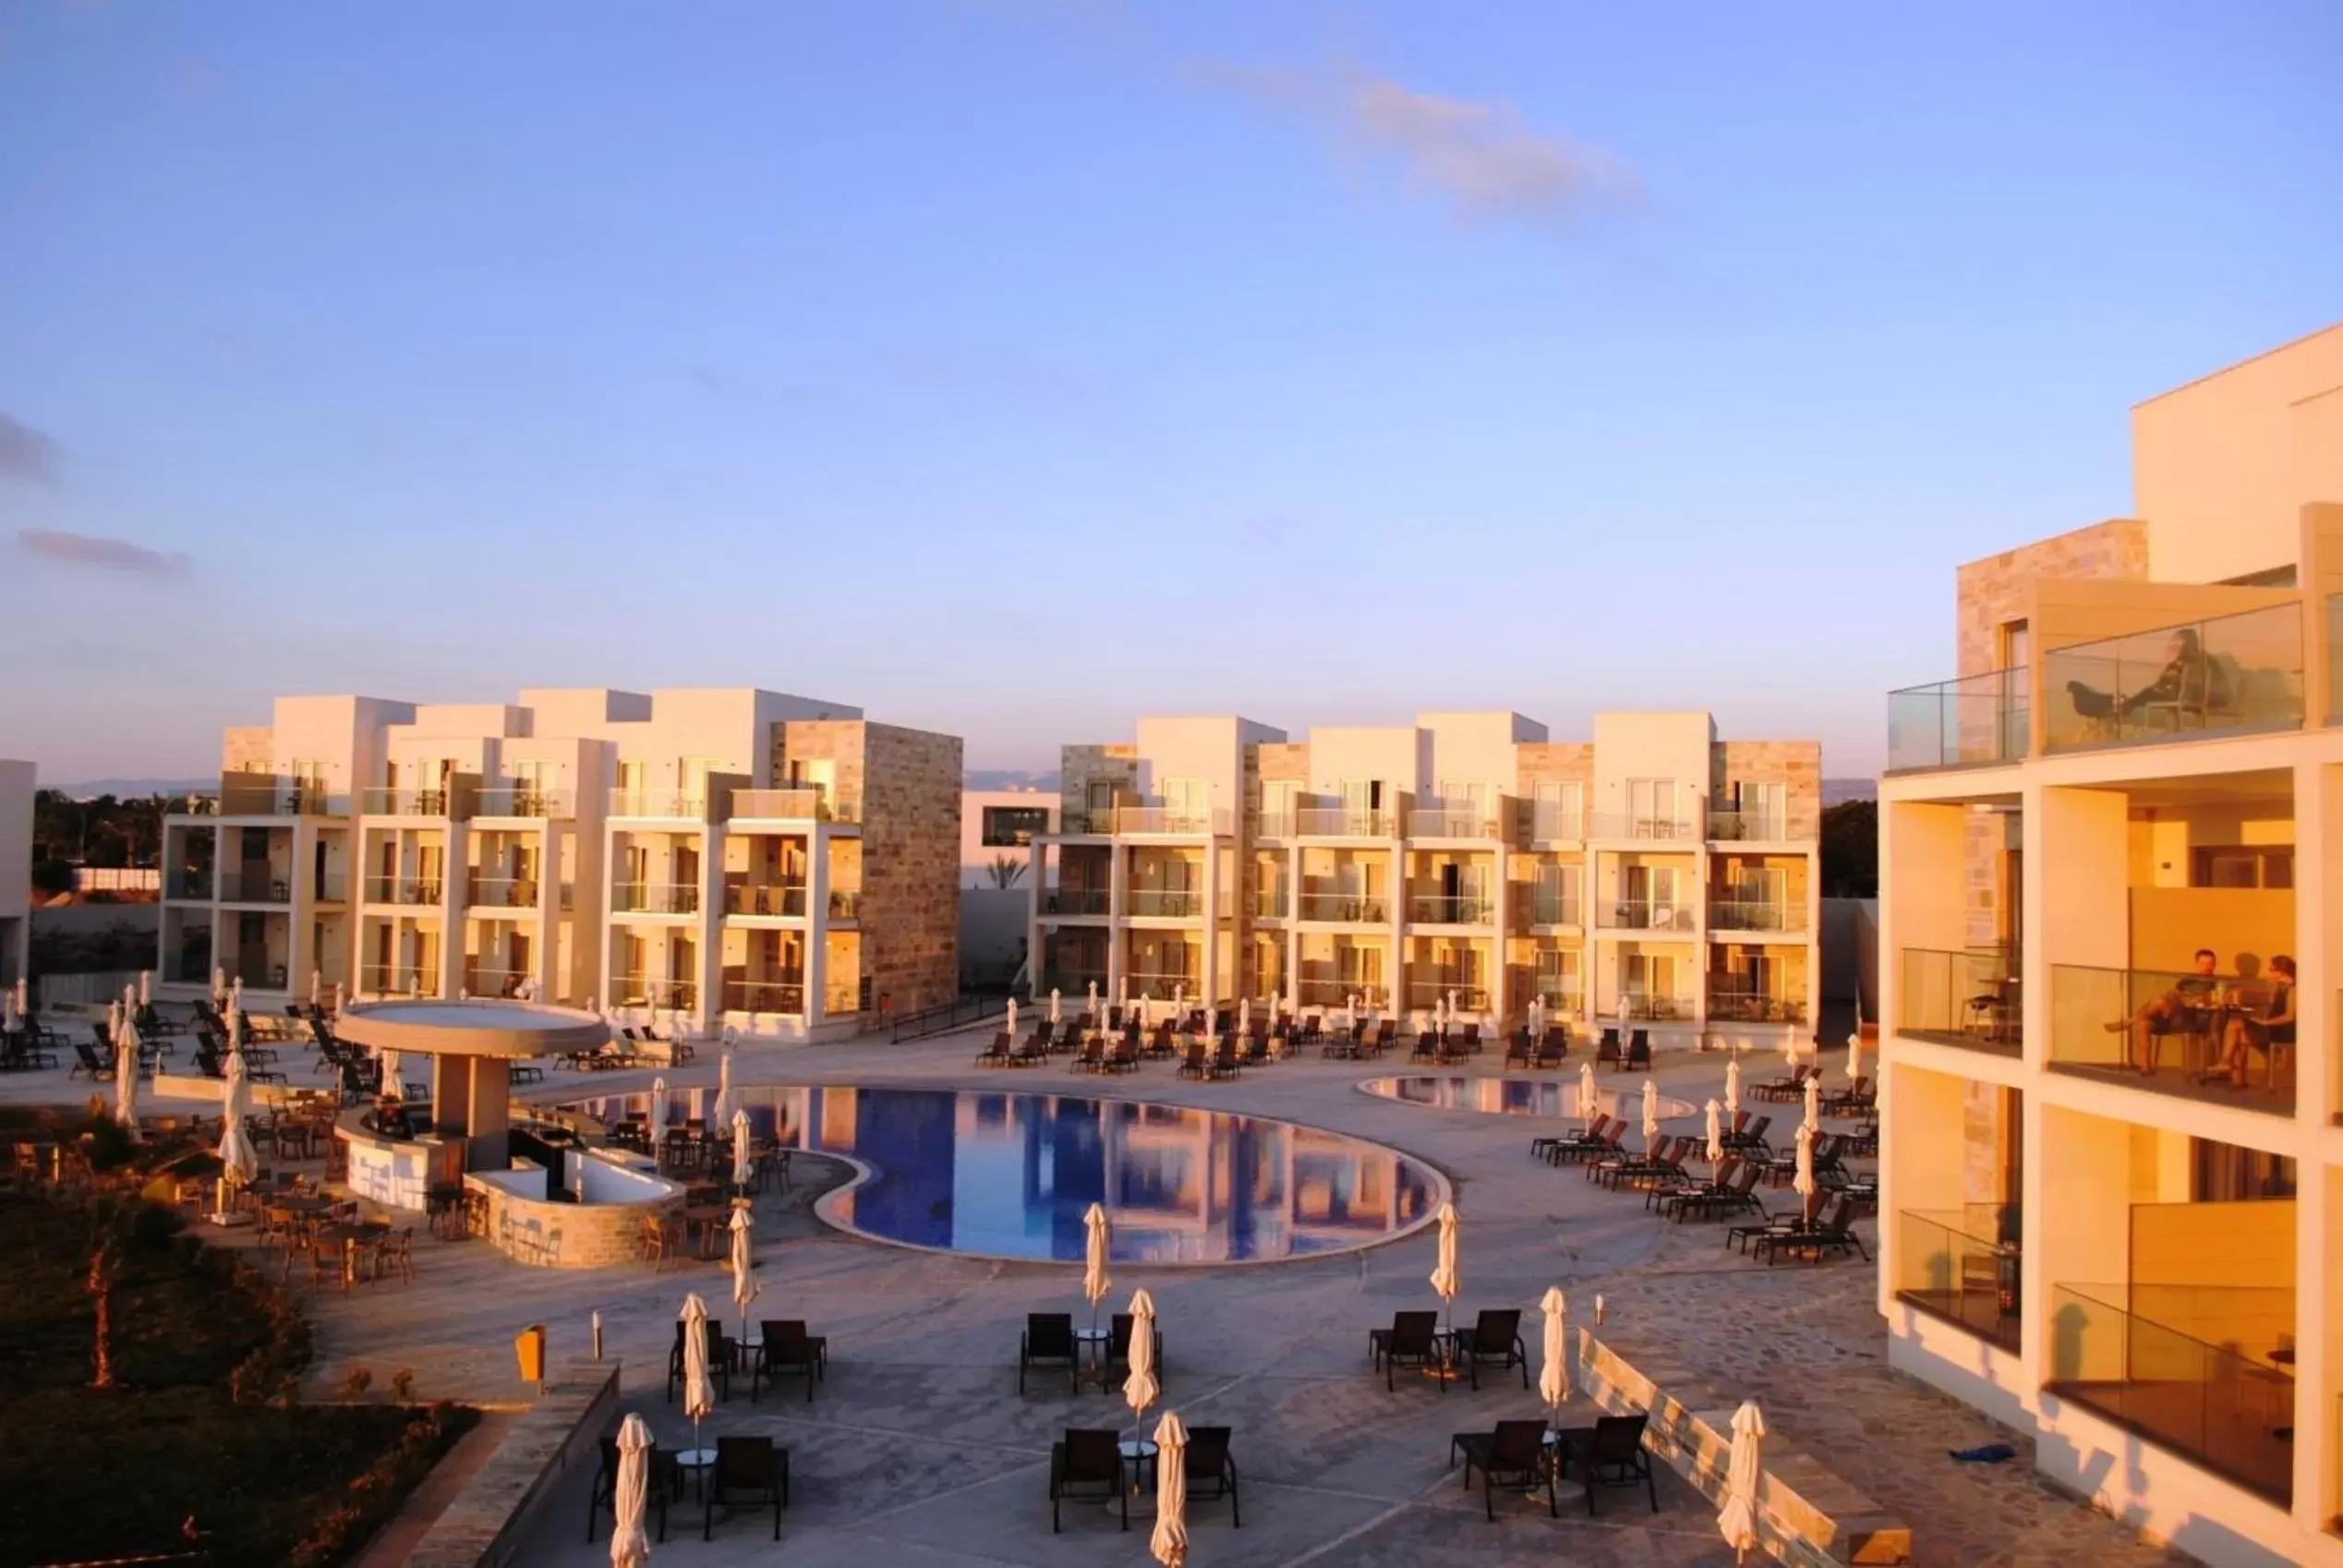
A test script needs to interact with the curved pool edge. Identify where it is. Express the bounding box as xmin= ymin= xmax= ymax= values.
xmin=1351 ymin=1073 xmax=1699 ymax=1122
